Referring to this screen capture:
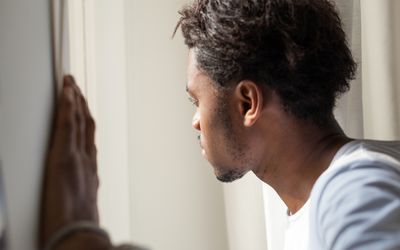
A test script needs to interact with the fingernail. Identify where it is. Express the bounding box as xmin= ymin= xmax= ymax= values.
xmin=63 ymin=75 xmax=75 ymax=87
